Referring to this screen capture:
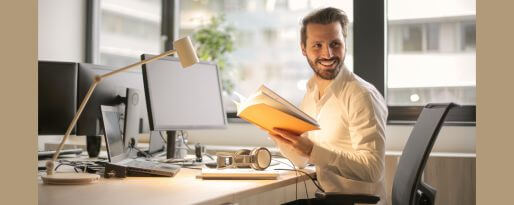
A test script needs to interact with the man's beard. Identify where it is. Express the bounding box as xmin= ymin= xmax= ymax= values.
xmin=306 ymin=56 xmax=344 ymax=80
